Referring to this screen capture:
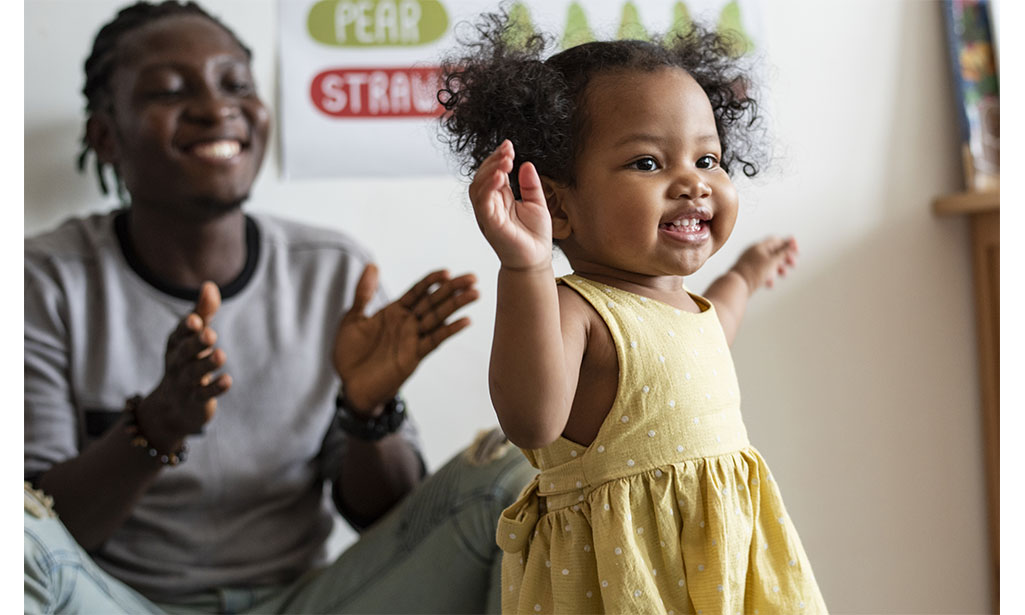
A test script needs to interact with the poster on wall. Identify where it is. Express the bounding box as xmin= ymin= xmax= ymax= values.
xmin=278 ymin=0 xmax=763 ymax=179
